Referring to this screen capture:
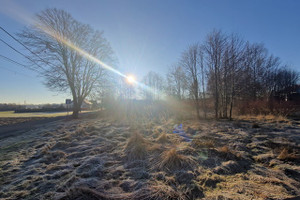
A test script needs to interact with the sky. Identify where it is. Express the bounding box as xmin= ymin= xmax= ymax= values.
xmin=0 ymin=0 xmax=299 ymax=104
